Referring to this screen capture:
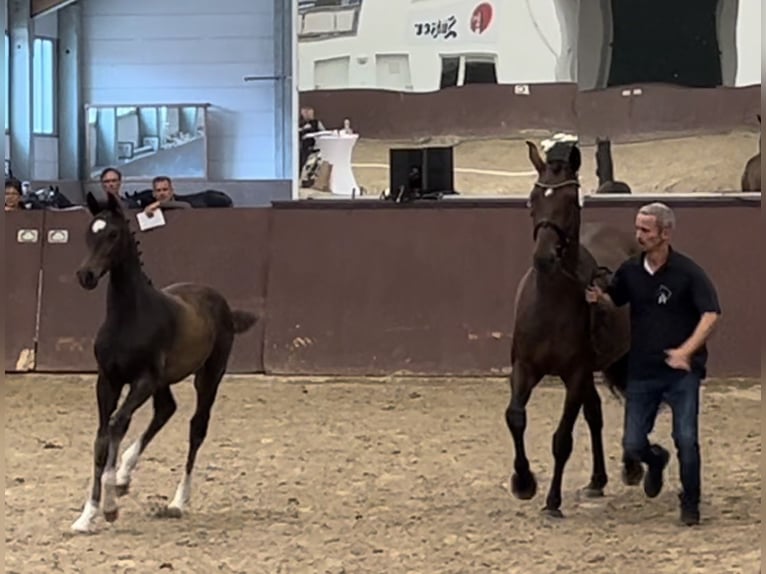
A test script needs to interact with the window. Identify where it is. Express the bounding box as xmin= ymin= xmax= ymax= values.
xmin=440 ymin=56 xmax=460 ymax=89
xmin=33 ymin=37 xmax=56 ymax=135
xmin=464 ymin=60 xmax=497 ymax=84
xmin=4 ymin=33 xmax=9 ymax=132
xmin=439 ymin=54 xmax=498 ymax=89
